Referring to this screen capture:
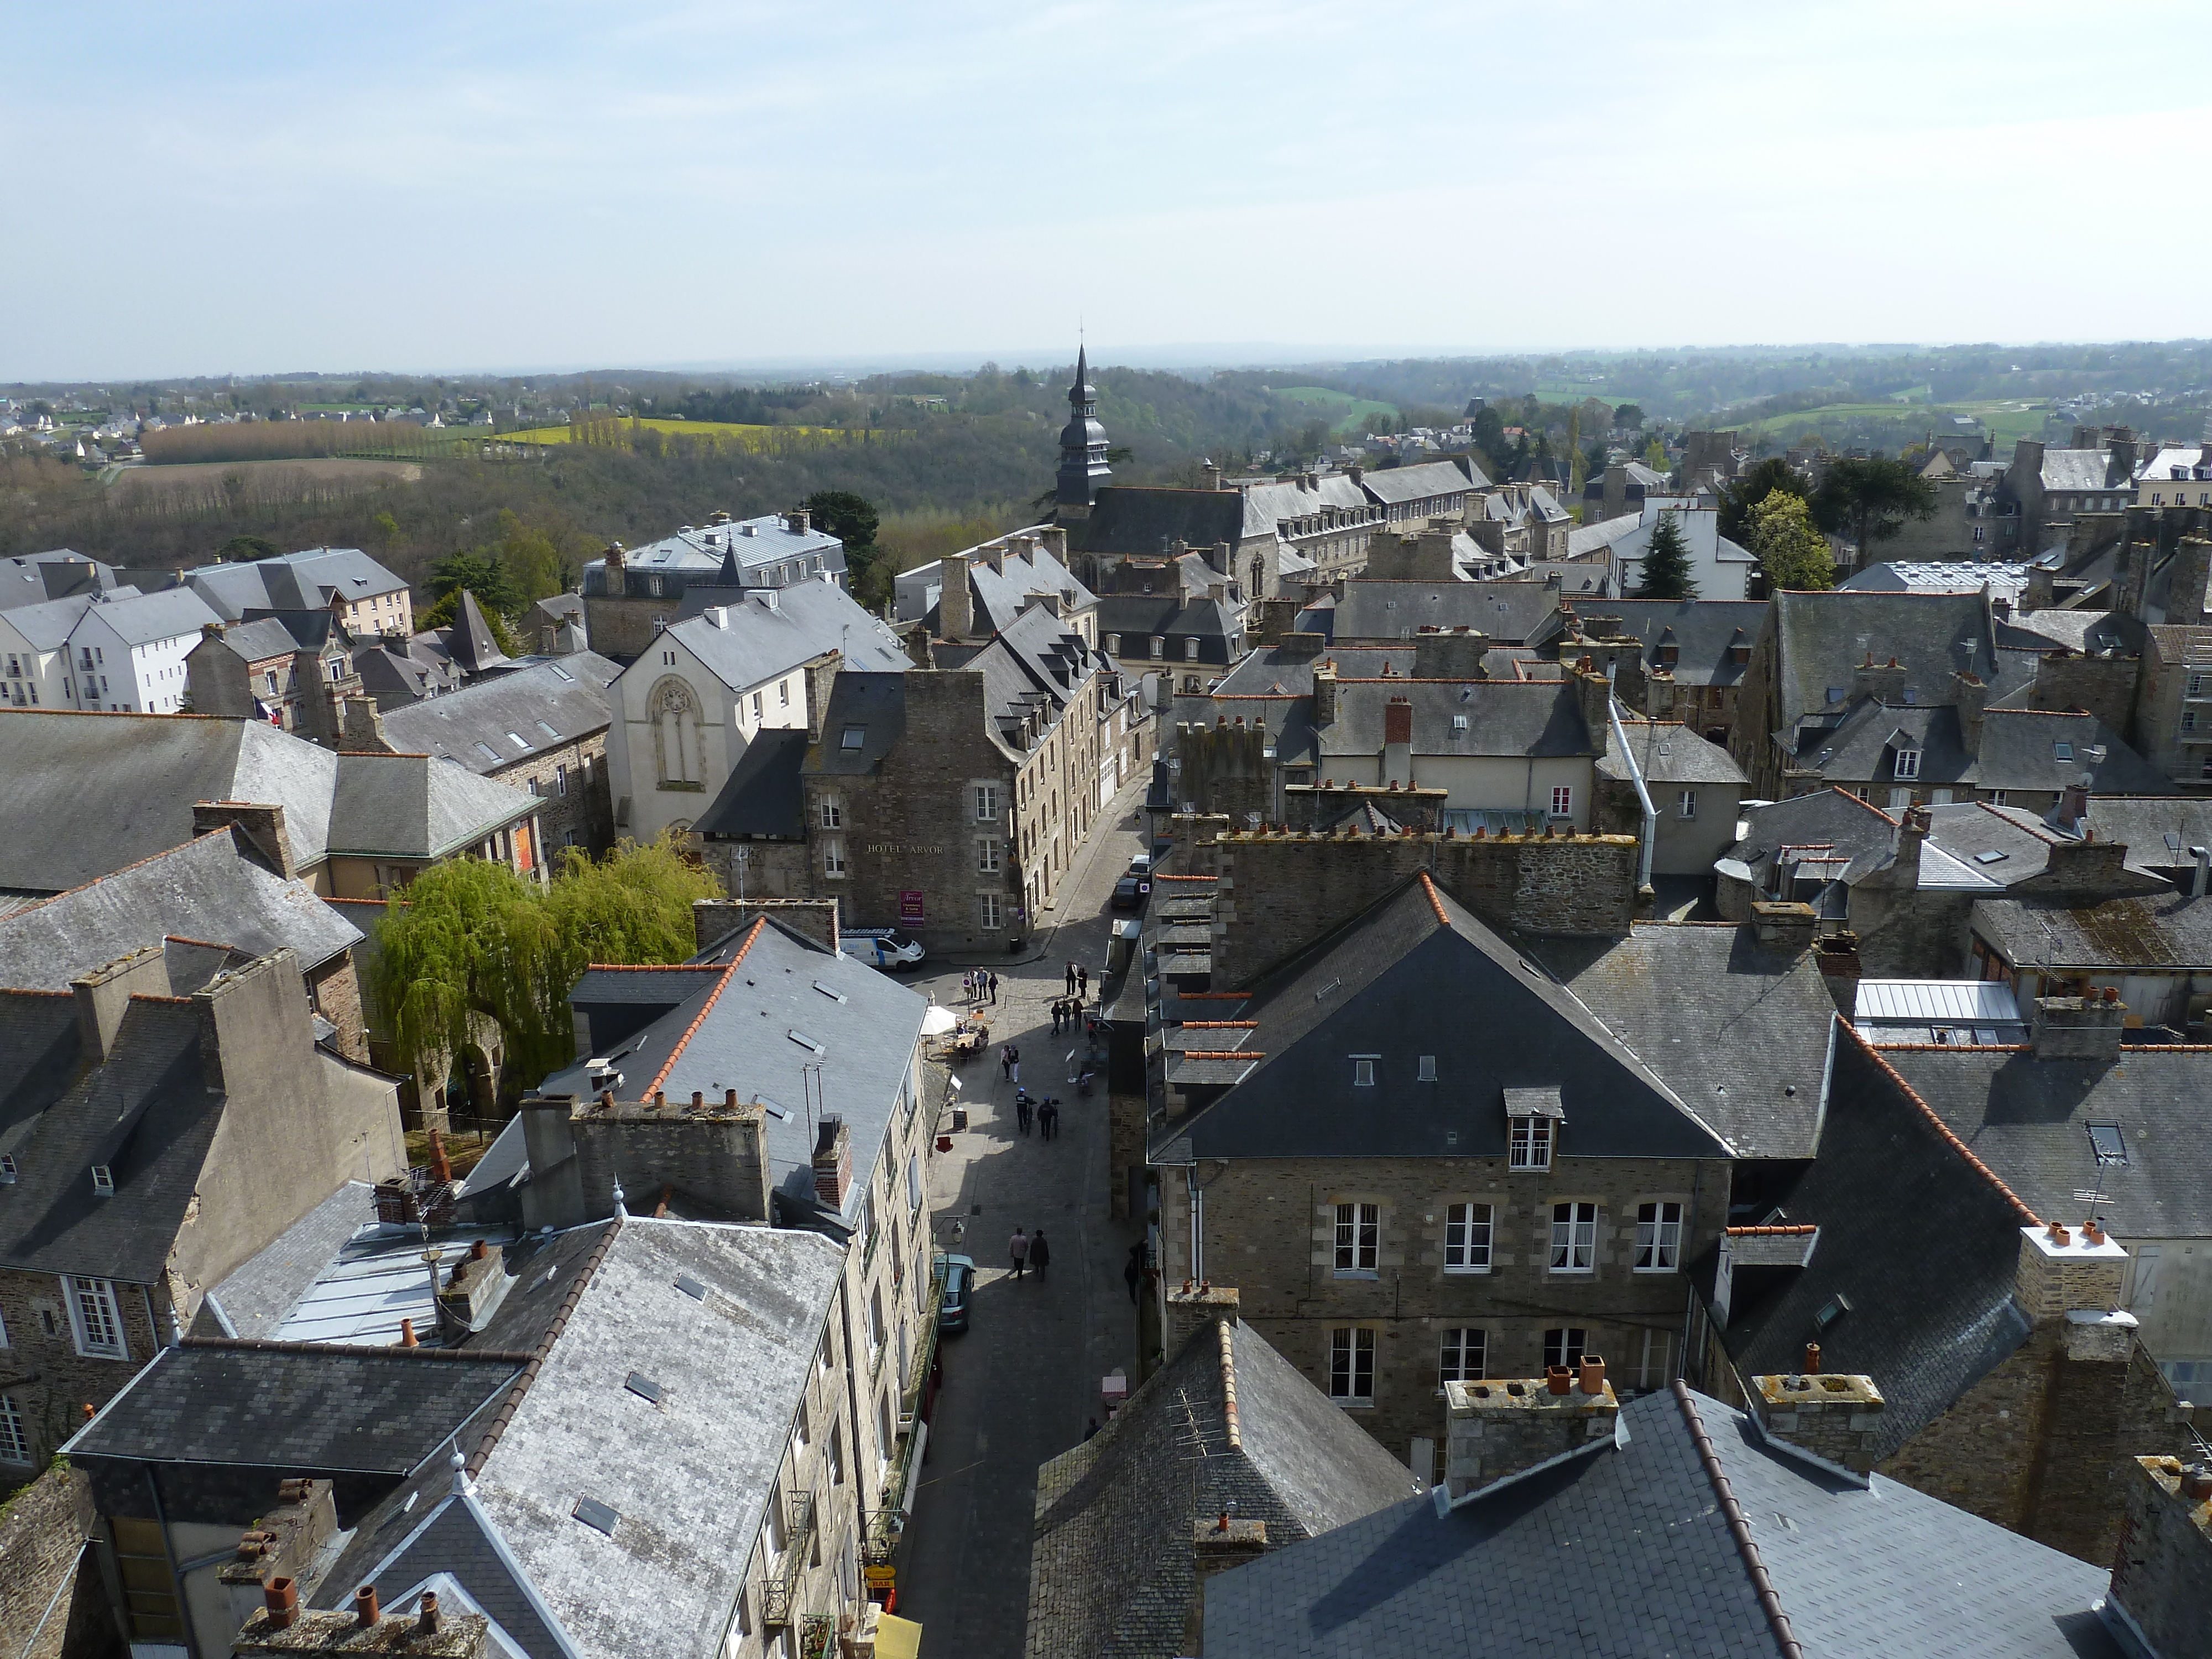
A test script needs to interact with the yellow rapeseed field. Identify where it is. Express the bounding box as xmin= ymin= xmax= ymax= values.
xmin=500 ymin=416 xmax=885 ymax=452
